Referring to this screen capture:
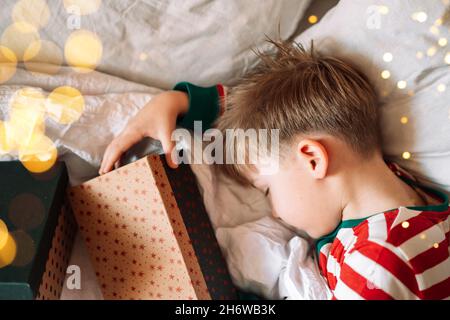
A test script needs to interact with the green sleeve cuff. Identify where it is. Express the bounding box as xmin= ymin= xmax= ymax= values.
xmin=172 ymin=82 xmax=220 ymax=131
